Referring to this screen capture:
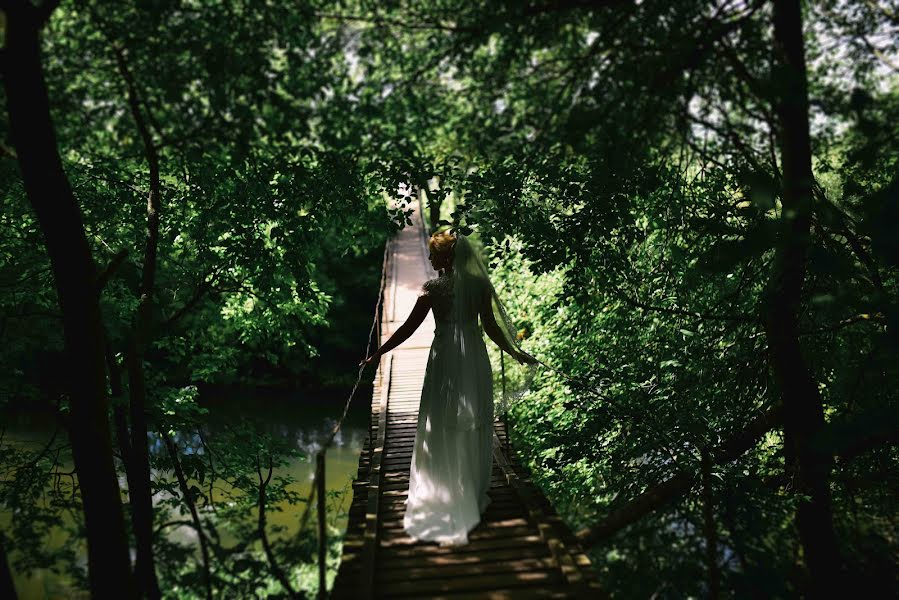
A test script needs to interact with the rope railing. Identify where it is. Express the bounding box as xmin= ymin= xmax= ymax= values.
xmin=295 ymin=239 xmax=390 ymax=598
